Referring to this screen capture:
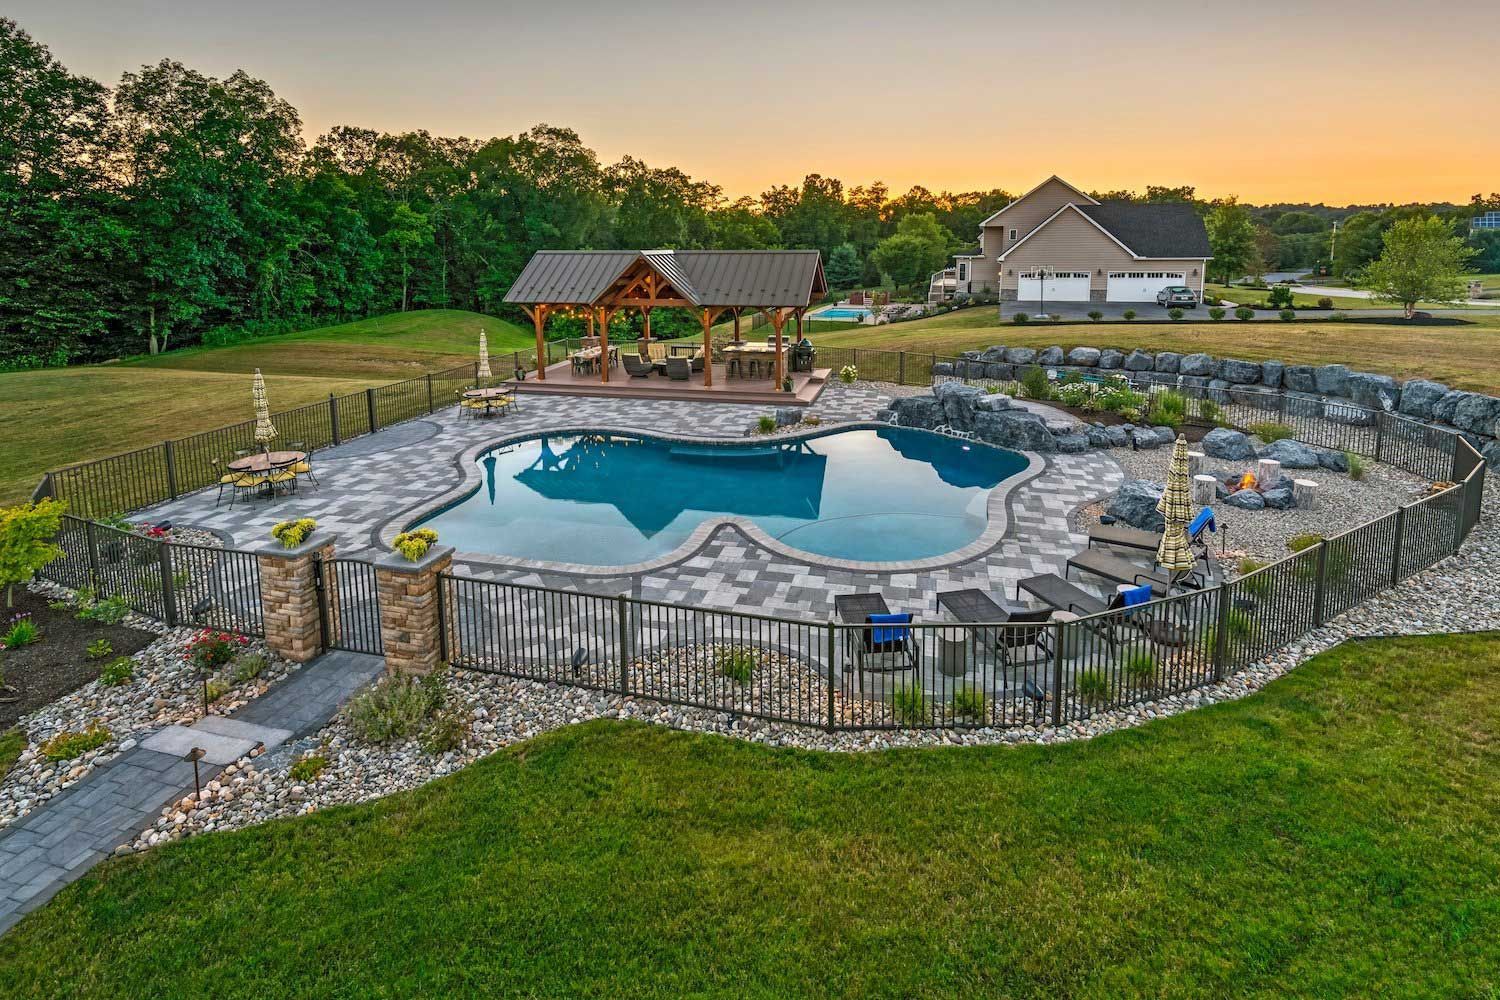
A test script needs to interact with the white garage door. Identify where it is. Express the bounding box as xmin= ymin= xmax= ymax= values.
xmin=1107 ymin=271 xmax=1186 ymax=302
xmin=1018 ymin=271 xmax=1091 ymax=302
